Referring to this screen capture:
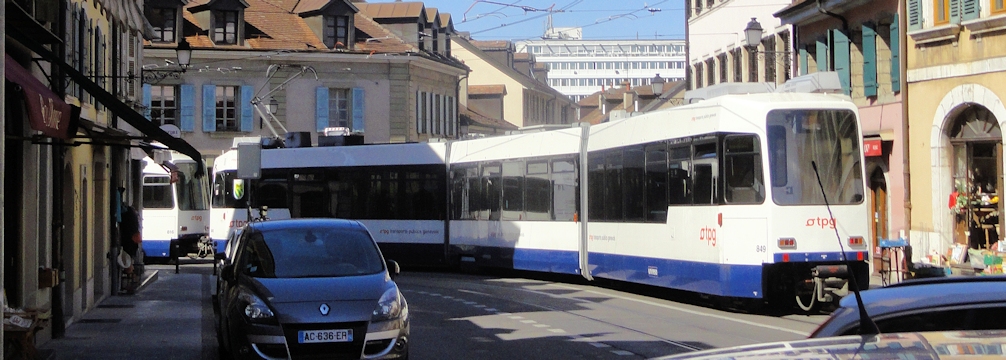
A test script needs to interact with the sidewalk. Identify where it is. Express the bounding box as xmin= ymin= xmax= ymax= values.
xmin=38 ymin=263 xmax=218 ymax=360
